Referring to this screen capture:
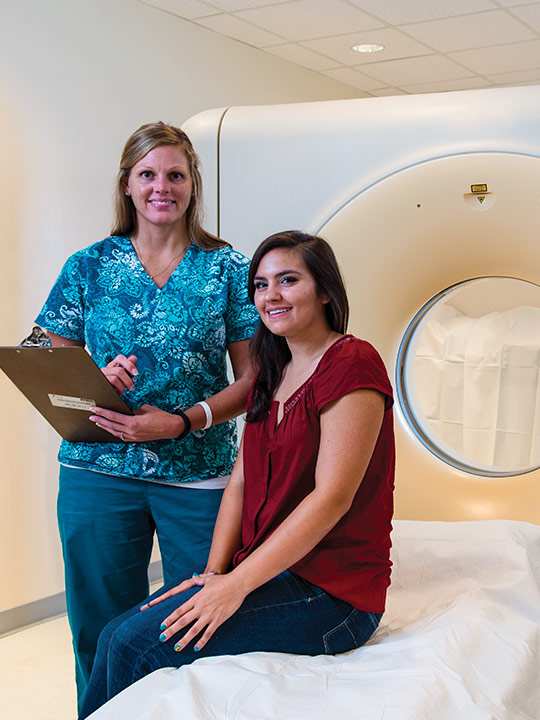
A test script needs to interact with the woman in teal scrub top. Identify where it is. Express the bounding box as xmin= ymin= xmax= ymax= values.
xmin=36 ymin=121 xmax=259 ymax=712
